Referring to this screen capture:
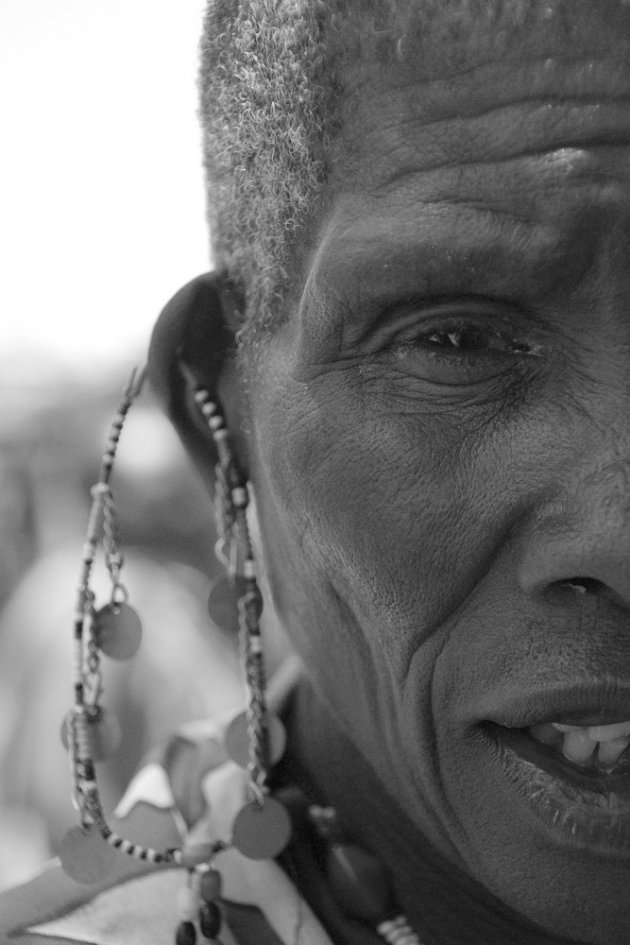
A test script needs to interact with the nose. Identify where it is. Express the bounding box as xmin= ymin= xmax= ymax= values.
xmin=518 ymin=457 xmax=630 ymax=609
